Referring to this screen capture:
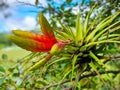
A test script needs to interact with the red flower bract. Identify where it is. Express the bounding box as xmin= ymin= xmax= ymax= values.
xmin=8 ymin=13 xmax=58 ymax=52
xmin=31 ymin=33 xmax=57 ymax=52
